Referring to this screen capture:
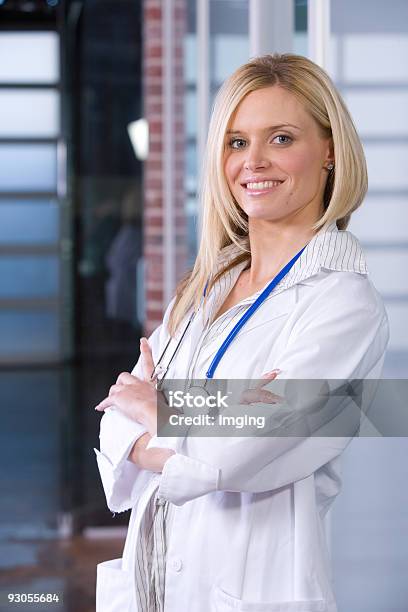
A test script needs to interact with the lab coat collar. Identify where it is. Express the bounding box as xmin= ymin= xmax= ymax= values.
xmin=205 ymin=222 xmax=368 ymax=322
